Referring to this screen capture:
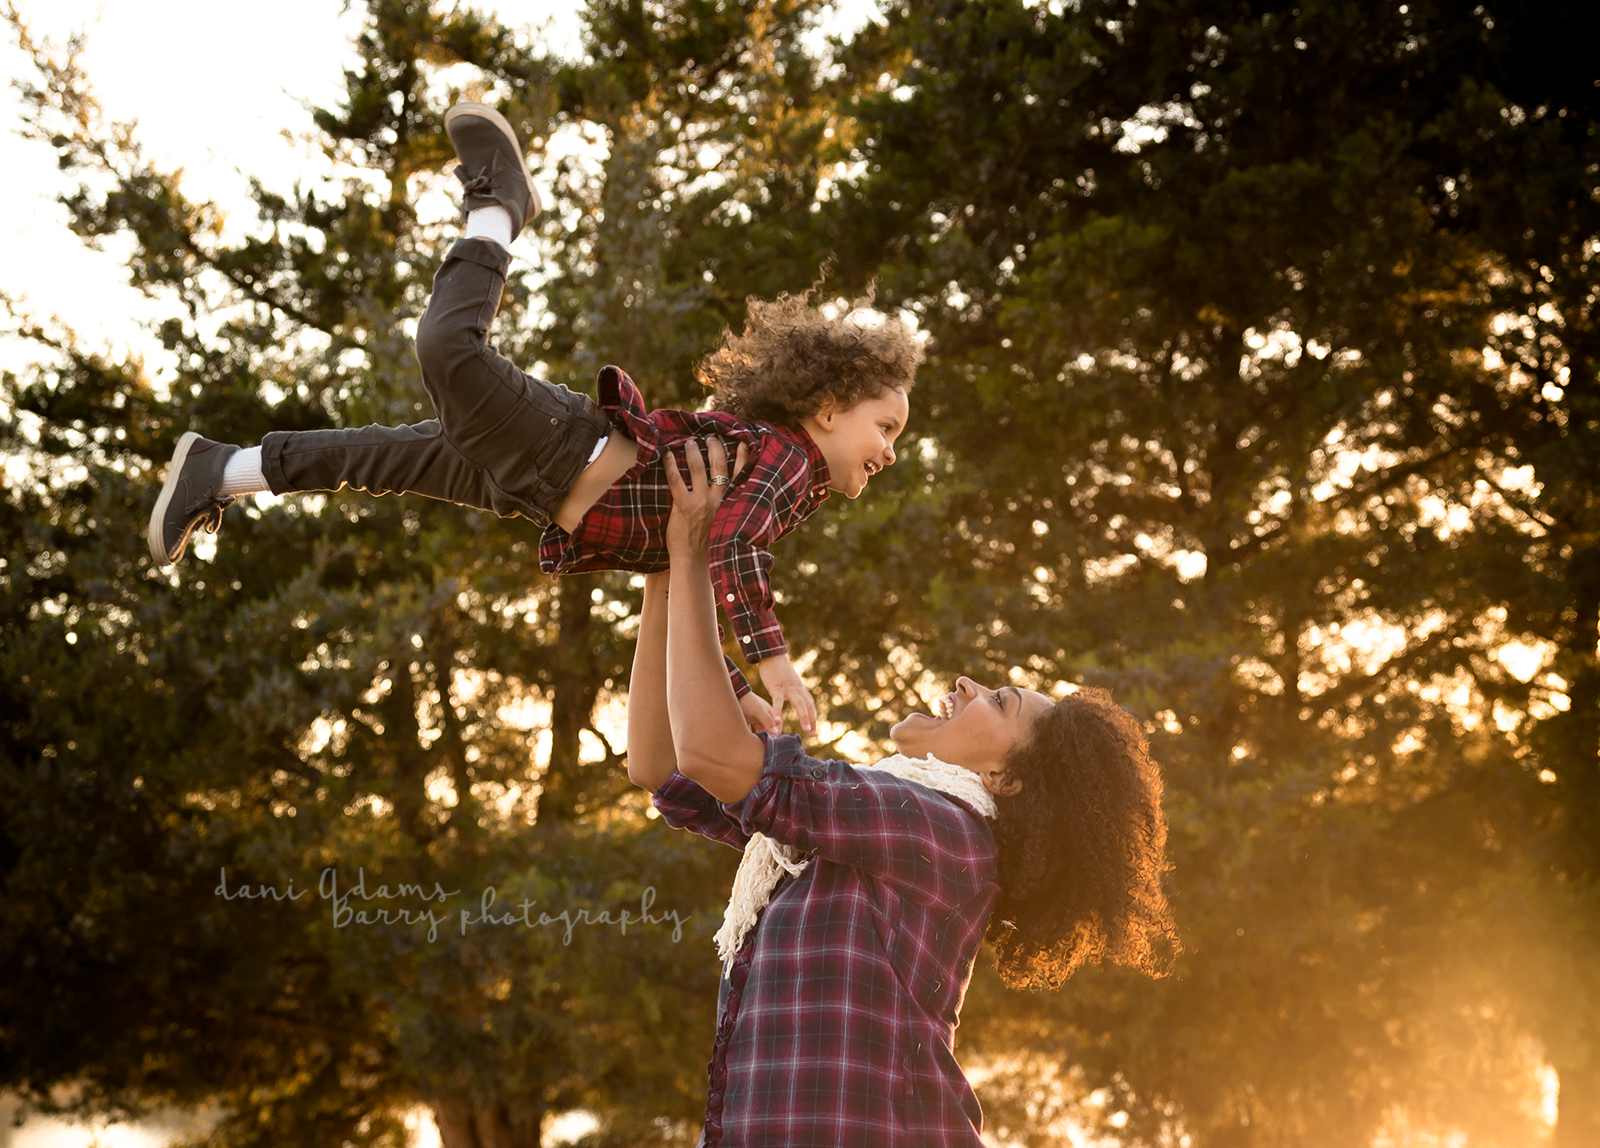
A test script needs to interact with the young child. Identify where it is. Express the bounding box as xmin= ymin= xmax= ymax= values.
xmin=147 ymin=102 xmax=919 ymax=733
